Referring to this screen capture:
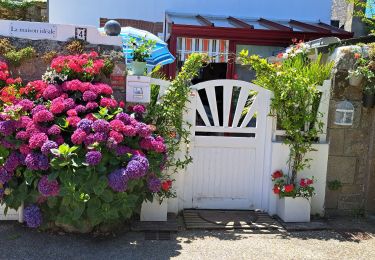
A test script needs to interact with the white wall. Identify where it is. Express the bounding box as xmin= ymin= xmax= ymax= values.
xmin=49 ymin=0 xmax=332 ymax=26
xmin=269 ymin=143 xmax=329 ymax=216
